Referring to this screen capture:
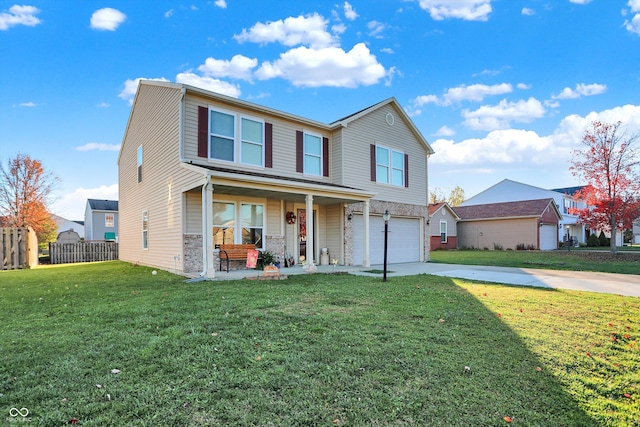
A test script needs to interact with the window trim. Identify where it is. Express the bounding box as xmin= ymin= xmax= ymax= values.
xmin=105 ymin=213 xmax=115 ymax=228
xmin=375 ymin=144 xmax=405 ymax=187
xmin=137 ymin=145 xmax=143 ymax=184
xmin=207 ymin=107 xmax=266 ymax=167
xmin=303 ymin=131 xmax=323 ymax=176
xmin=439 ymin=220 xmax=447 ymax=243
xmin=142 ymin=210 xmax=149 ymax=250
